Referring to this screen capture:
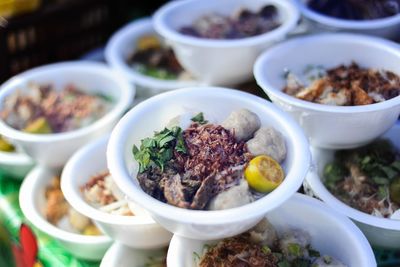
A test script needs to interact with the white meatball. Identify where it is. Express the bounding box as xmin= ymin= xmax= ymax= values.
xmin=222 ymin=109 xmax=261 ymax=141
xmin=208 ymin=179 xmax=253 ymax=210
xmin=246 ymin=127 xmax=286 ymax=163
